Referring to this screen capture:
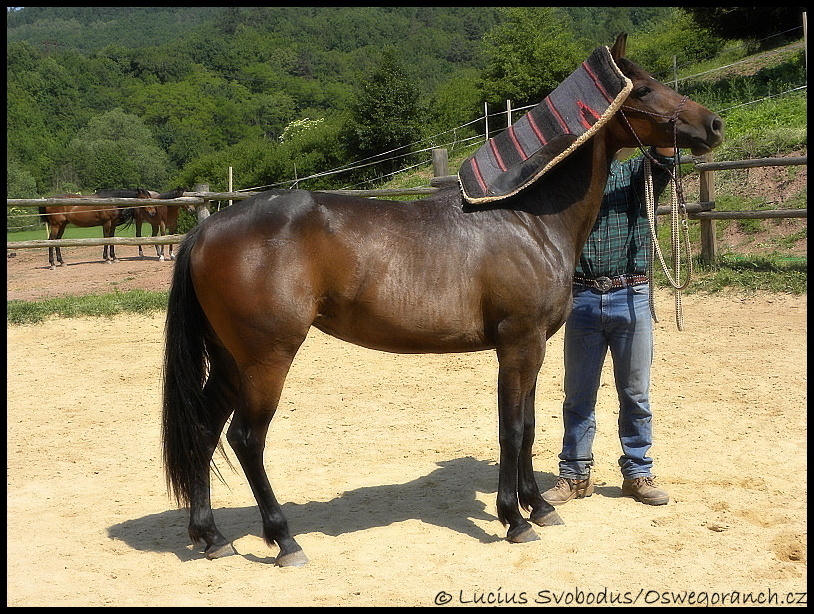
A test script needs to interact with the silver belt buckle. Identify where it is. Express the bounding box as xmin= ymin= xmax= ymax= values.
xmin=594 ymin=276 xmax=613 ymax=292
